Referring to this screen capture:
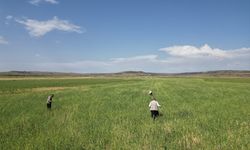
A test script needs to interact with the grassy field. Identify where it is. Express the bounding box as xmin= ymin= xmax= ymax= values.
xmin=0 ymin=77 xmax=249 ymax=149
